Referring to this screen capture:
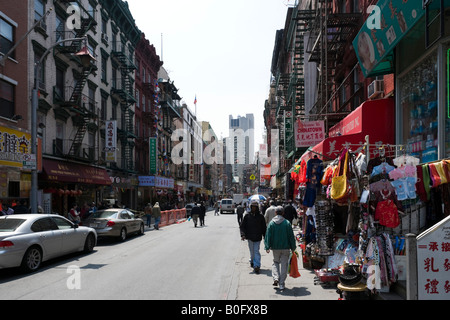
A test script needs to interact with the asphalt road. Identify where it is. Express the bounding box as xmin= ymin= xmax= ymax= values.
xmin=0 ymin=210 xmax=338 ymax=300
